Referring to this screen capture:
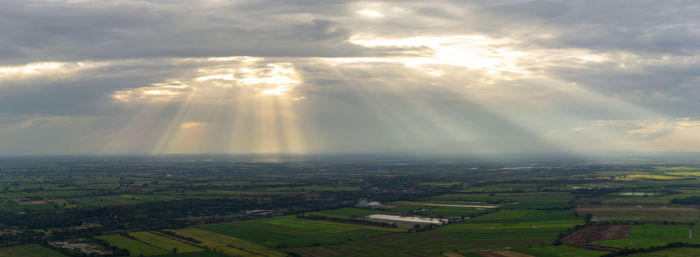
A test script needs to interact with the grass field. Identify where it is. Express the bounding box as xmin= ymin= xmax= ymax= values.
xmin=96 ymin=234 xmax=171 ymax=256
xmin=152 ymin=252 xmax=229 ymax=257
xmin=47 ymin=199 xmax=78 ymax=208
xmin=596 ymin=225 xmax=694 ymax=249
xmin=516 ymin=245 xmax=605 ymax=257
xmin=420 ymin=206 xmax=484 ymax=217
xmin=616 ymin=175 xmax=683 ymax=180
xmin=196 ymin=215 xmax=391 ymax=248
xmin=626 ymin=247 xmax=700 ymax=256
xmin=665 ymin=172 xmax=700 ymax=177
xmin=130 ymin=231 xmax=203 ymax=253
xmin=289 ymin=210 xmax=585 ymax=256
xmin=264 ymin=186 xmax=361 ymax=192
xmin=307 ymin=207 xmax=386 ymax=218
xmin=428 ymin=194 xmax=572 ymax=210
xmin=387 ymin=201 xmax=492 ymax=217
xmin=0 ymin=244 xmax=67 ymax=257
xmin=576 ymin=206 xmax=700 ymax=223
xmin=168 ymin=228 xmax=286 ymax=257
